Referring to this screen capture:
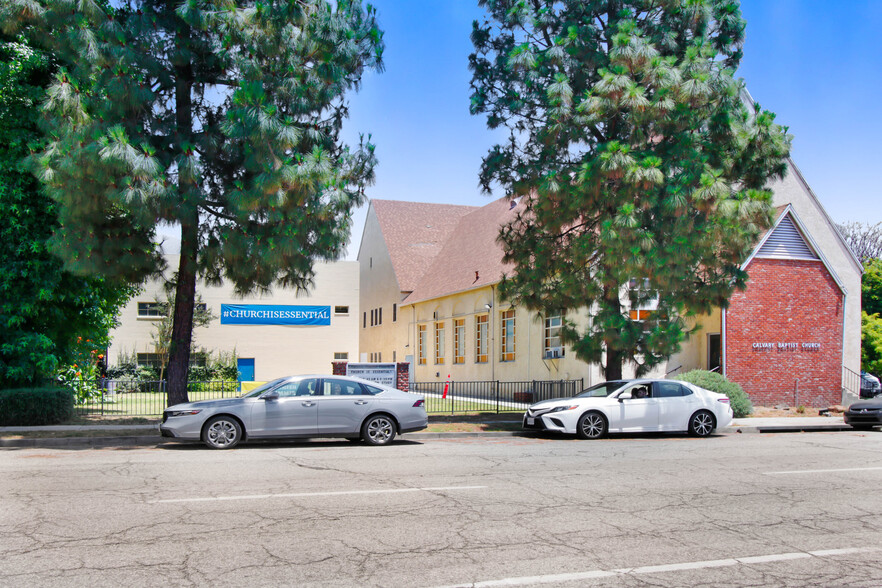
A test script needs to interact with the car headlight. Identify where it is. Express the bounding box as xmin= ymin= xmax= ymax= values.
xmin=167 ymin=409 xmax=202 ymax=417
xmin=549 ymin=405 xmax=578 ymax=413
